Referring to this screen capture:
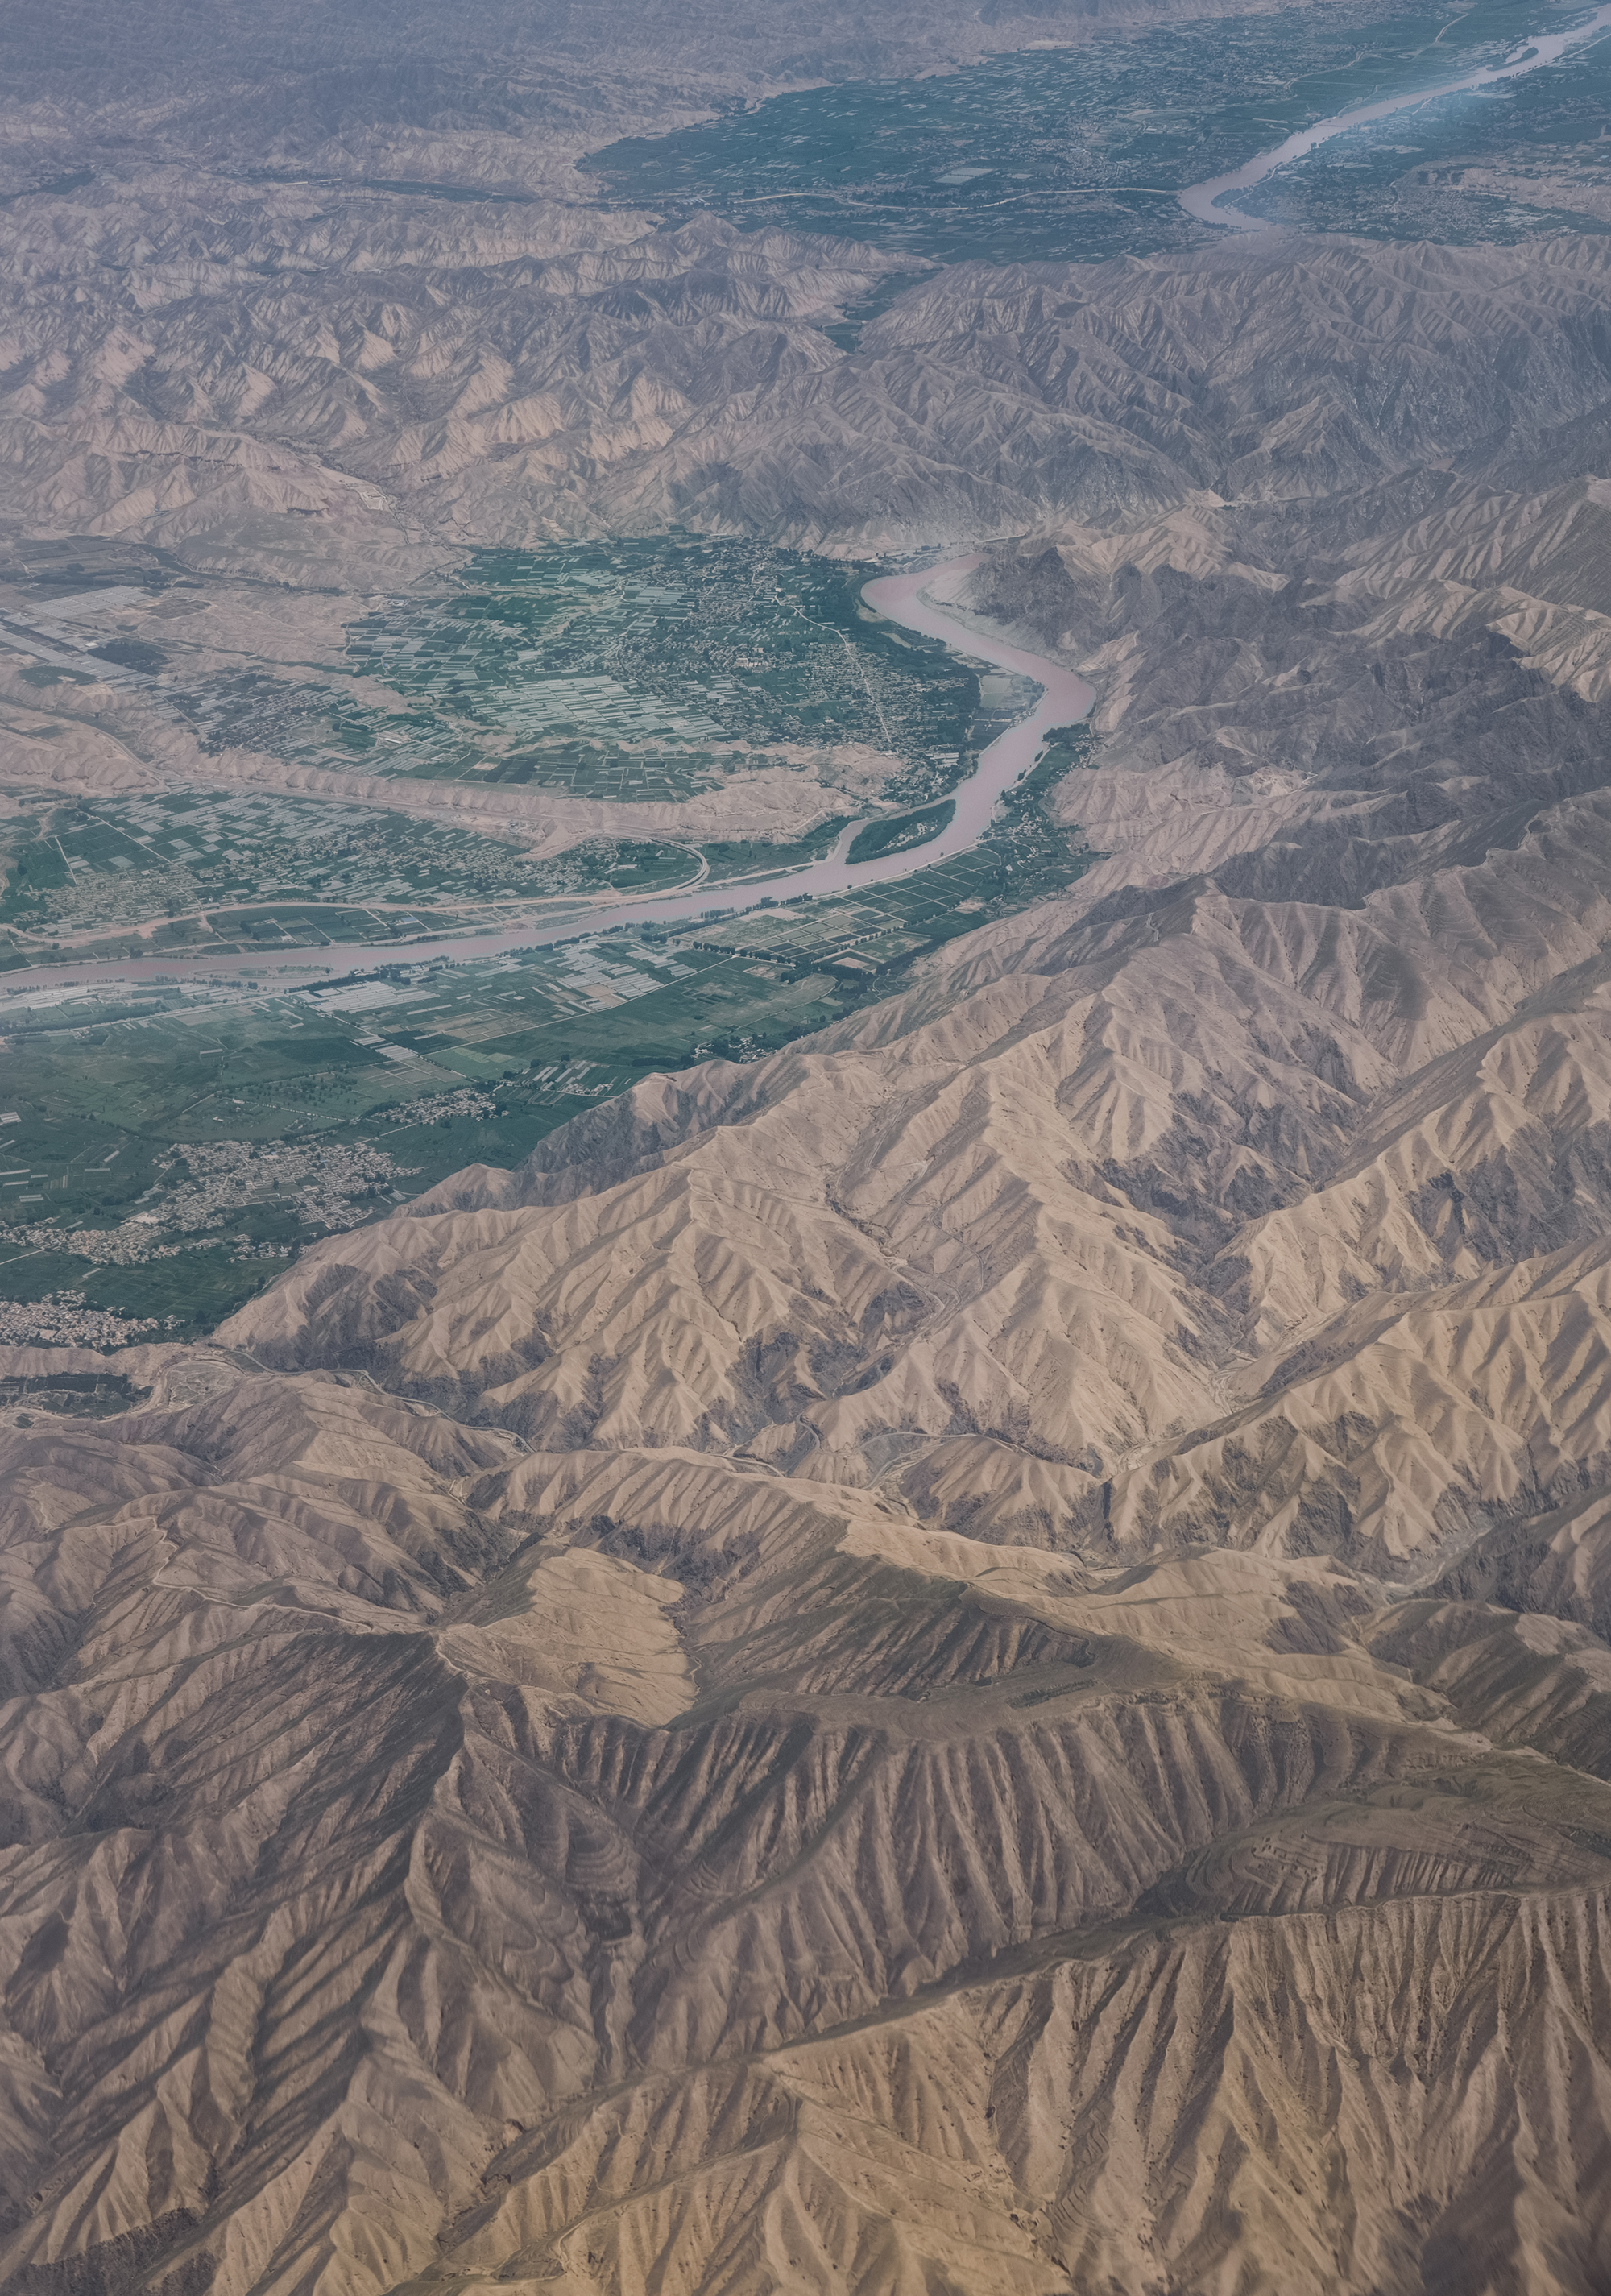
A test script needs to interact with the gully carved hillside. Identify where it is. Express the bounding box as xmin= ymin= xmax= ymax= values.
xmin=14 ymin=257 xmax=1611 ymax=2282
xmin=9 ymin=10 xmax=1611 ymax=2289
